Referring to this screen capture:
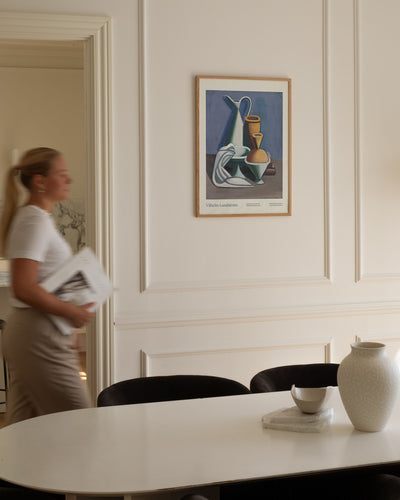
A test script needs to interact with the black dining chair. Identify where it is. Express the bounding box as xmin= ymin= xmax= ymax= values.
xmin=0 ymin=489 xmax=62 ymax=499
xmin=0 ymin=480 xmax=63 ymax=499
xmin=250 ymin=363 xmax=339 ymax=393
xmin=221 ymin=471 xmax=400 ymax=500
xmin=97 ymin=374 xmax=250 ymax=407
